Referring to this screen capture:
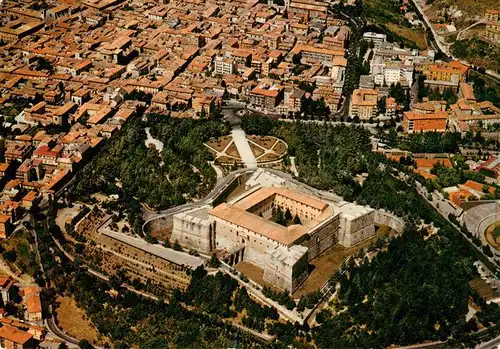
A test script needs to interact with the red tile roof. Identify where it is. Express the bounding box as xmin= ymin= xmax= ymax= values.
xmin=0 ymin=325 xmax=33 ymax=344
